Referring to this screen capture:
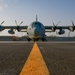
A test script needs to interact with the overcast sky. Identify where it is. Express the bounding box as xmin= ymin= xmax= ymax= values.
xmin=0 ymin=0 xmax=75 ymax=36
